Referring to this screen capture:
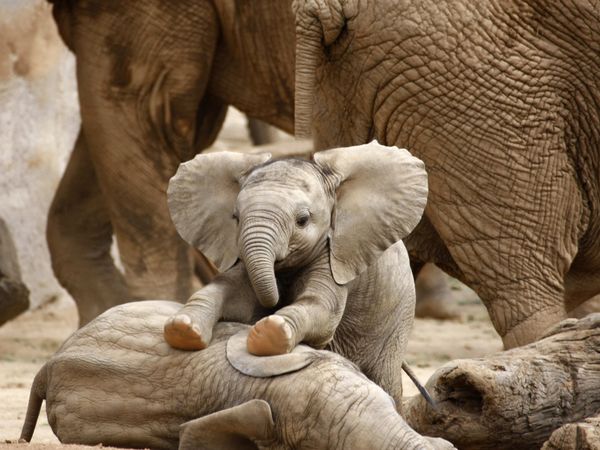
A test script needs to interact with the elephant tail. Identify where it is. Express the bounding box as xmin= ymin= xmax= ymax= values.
xmin=402 ymin=361 xmax=437 ymax=409
xmin=20 ymin=363 xmax=48 ymax=442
